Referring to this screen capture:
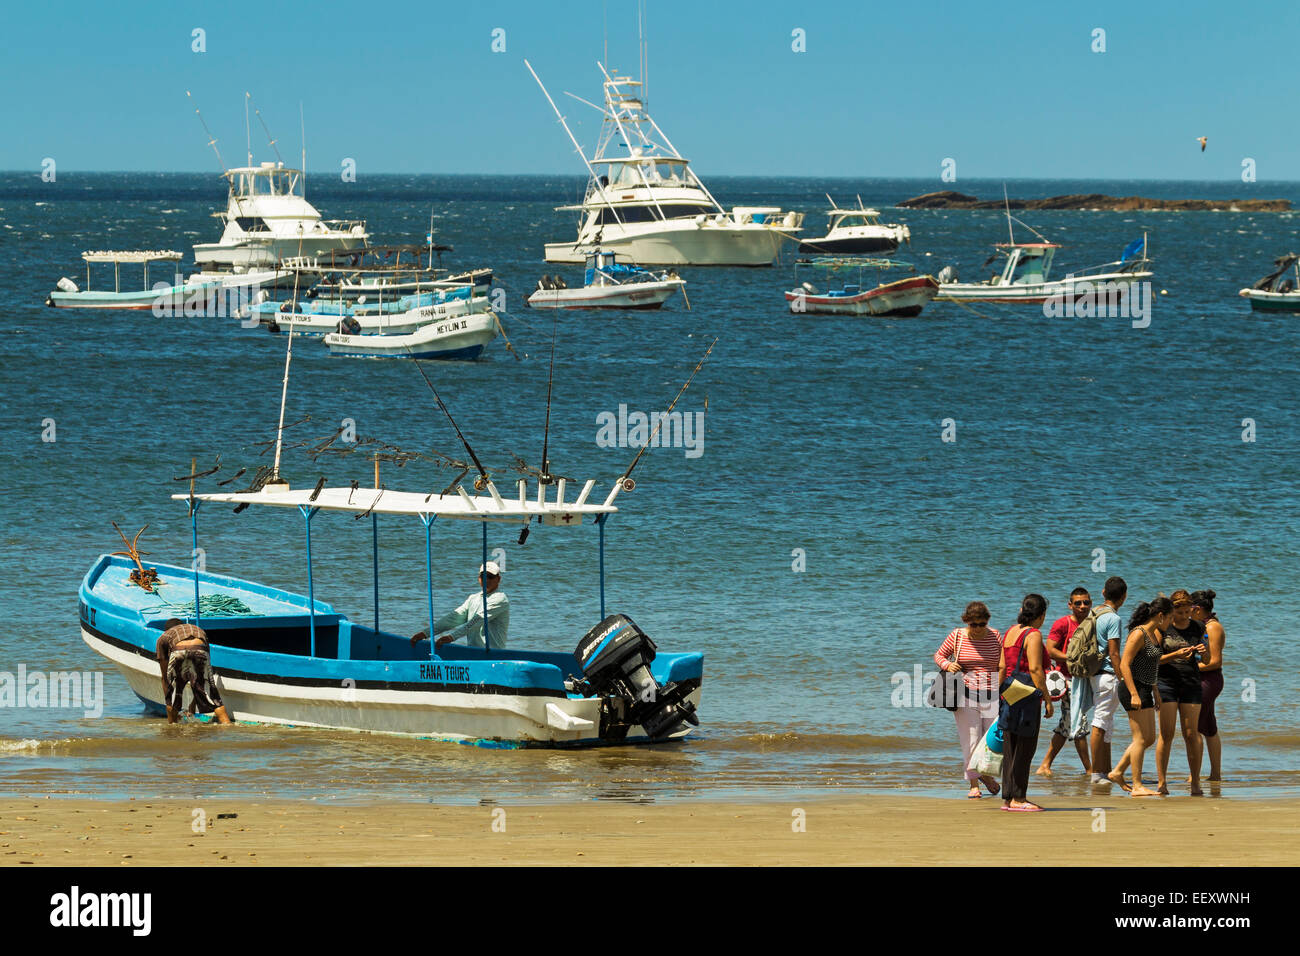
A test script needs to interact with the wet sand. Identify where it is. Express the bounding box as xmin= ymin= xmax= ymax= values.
xmin=2 ymin=794 xmax=1295 ymax=865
